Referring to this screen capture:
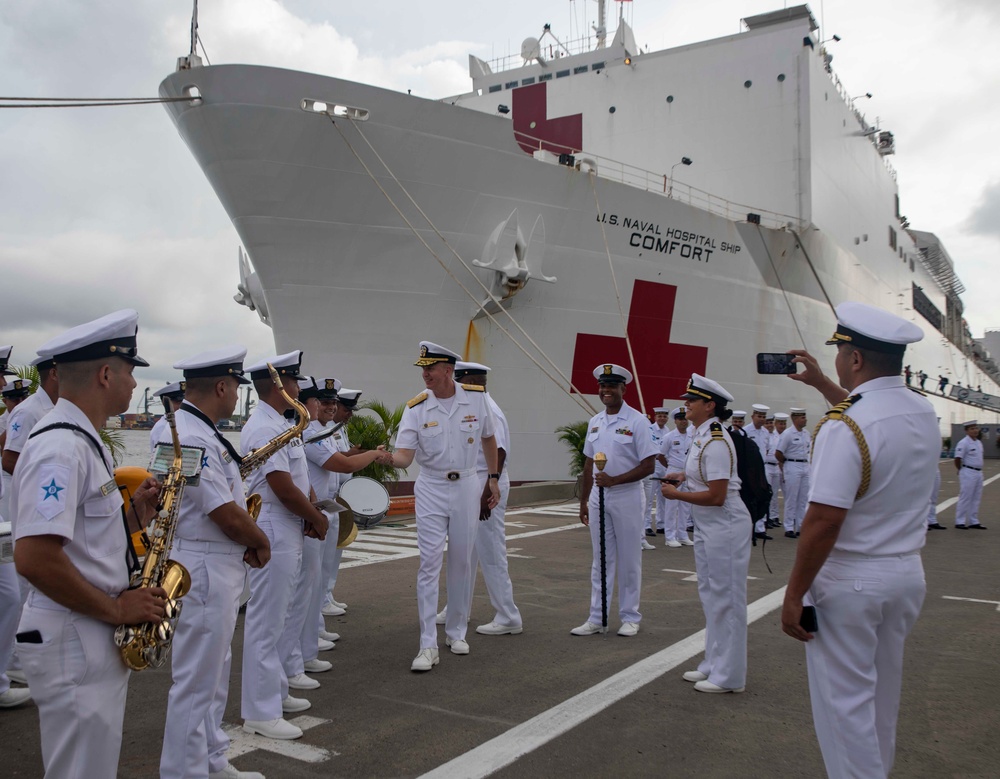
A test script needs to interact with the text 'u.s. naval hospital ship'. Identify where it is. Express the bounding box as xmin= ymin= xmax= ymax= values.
xmin=159 ymin=2 xmax=999 ymax=482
